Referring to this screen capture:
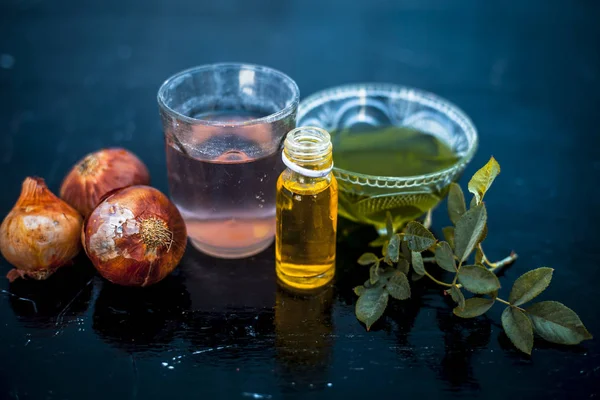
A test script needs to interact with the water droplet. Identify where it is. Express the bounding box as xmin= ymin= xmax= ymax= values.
xmin=161 ymin=362 xmax=168 ymax=367
xmin=327 ymin=383 xmax=333 ymax=388
xmin=168 ymin=366 xmax=175 ymax=370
